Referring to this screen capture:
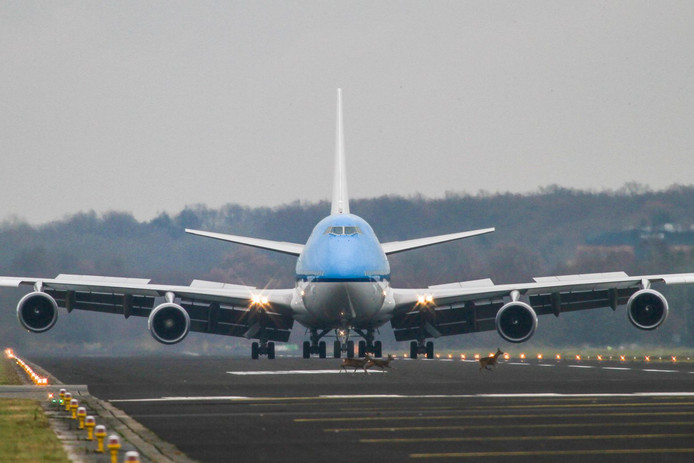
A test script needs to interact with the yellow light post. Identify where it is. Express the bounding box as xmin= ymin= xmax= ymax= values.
xmin=84 ymin=416 xmax=96 ymax=440
xmin=77 ymin=407 xmax=86 ymax=429
xmin=107 ymin=434 xmax=121 ymax=463
xmin=70 ymin=399 xmax=79 ymax=420
xmin=63 ymin=392 xmax=72 ymax=412
xmin=94 ymin=425 xmax=107 ymax=453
